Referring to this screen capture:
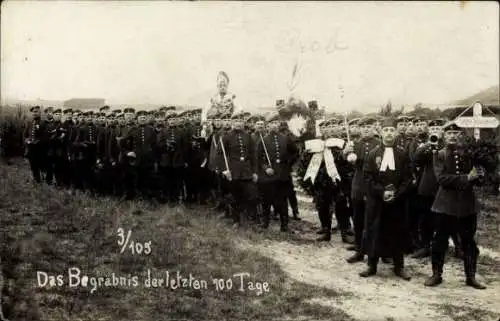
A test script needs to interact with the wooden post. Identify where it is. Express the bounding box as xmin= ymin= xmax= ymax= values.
xmin=473 ymin=102 xmax=482 ymax=141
